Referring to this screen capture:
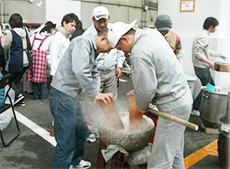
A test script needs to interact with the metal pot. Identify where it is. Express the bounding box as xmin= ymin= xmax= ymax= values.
xmin=200 ymin=88 xmax=228 ymax=125
xmin=220 ymin=91 xmax=230 ymax=125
